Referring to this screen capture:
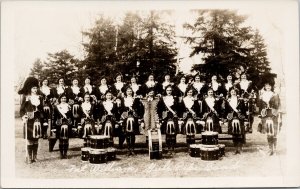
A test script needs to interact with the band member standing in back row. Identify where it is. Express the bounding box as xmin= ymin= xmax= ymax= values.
xmin=119 ymin=87 xmax=144 ymax=155
xmin=53 ymin=94 xmax=72 ymax=159
xmin=39 ymin=78 xmax=52 ymax=139
xmin=82 ymin=77 xmax=97 ymax=104
xmin=161 ymin=74 xmax=174 ymax=91
xmin=223 ymin=87 xmax=247 ymax=154
xmin=66 ymin=78 xmax=83 ymax=137
xmin=140 ymin=74 xmax=162 ymax=97
xmin=157 ymin=85 xmax=179 ymax=155
xmin=221 ymin=74 xmax=234 ymax=98
xmin=257 ymin=82 xmax=281 ymax=156
xmin=175 ymin=75 xmax=188 ymax=102
xmin=127 ymin=76 xmax=141 ymax=97
xmin=208 ymin=75 xmax=223 ymax=97
xmin=96 ymin=77 xmax=112 ymax=101
xmin=50 ymin=78 xmax=67 ymax=104
xmin=19 ymin=77 xmax=43 ymax=164
xmin=112 ymin=73 xmax=126 ymax=98
xmin=191 ymin=74 xmax=208 ymax=101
